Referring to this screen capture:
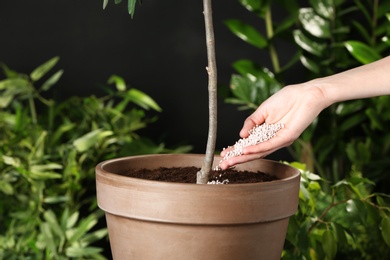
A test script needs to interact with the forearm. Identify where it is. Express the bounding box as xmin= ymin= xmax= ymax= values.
xmin=312 ymin=55 xmax=390 ymax=108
